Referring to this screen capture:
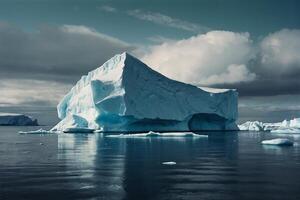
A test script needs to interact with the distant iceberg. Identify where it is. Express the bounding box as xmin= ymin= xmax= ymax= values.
xmin=239 ymin=118 xmax=300 ymax=133
xmin=52 ymin=52 xmax=238 ymax=132
xmin=0 ymin=113 xmax=38 ymax=126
